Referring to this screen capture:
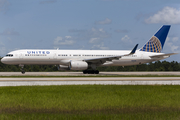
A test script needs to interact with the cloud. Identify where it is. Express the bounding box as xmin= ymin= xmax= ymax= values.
xmin=54 ymin=36 xmax=75 ymax=45
xmin=53 ymin=27 xmax=110 ymax=49
xmin=0 ymin=28 xmax=19 ymax=36
xmin=92 ymin=43 xmax=109 ymax=50
xmin=167 ymin=42 xmax=179 ymax=52
xmin=89 ymin=38 xmax=100 ymax=43
xmin=0 ymin=0 xmax=9 ymax=13
xmin=121 ymin=35 xmax=132 ymax=43
xmin=90 ymin=28 xmax=110 ymax=38
xmin=114 ymin=29 xmax=129 ymax=33
xmin=69 ymin=27 xmax=110 ymax=43
xmin=145 ymin=7 xmax=180 ymax=24
xmin=39 ymin=0 xmax=57 ymax=4
xmin=87 ymin=28 xmax=110 ymax=43
xmin=68 ymin=29 xmax=87 ymax=33
xmin=166 ymin=37 xmax=179 ymax=53
xmin=172 ymin=37 xmax=178 ymax=42
xmin=95 ymin=18 xmax=112 ymax=25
